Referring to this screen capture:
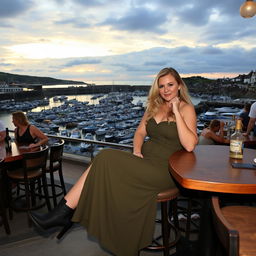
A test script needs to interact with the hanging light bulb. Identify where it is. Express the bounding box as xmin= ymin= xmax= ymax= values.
xmin=240 ymin=0 xmax=256 ymax=18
